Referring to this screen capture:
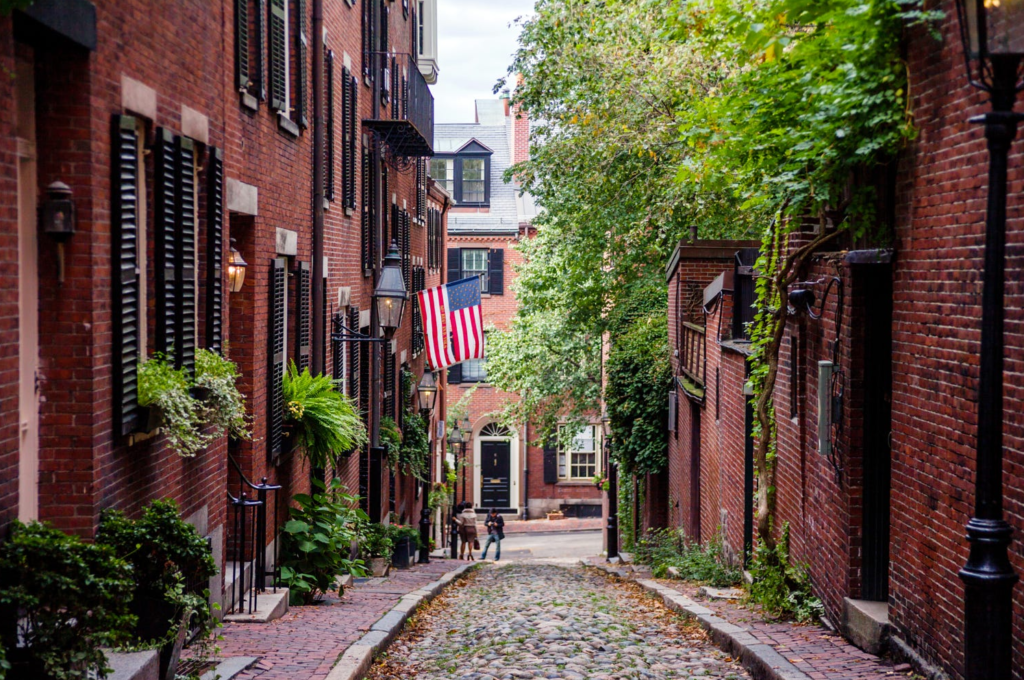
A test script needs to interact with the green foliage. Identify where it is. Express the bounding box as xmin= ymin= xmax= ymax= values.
xmin=138 ymin=354 xmax=209 ymax=458
xmin=428 ymin=483 xmax=451 ymax=514
xmin=633 ymin=528 xmax=742 ymax=587
xmin=387 ymin=523 xmax=423 ymax=550
xmin=195 ymin=348 xmax=251 ymax=440
xmin=617 ymin=476 xmax=641 ymax=553
xmin=359 ymin=523 xmax=394 ymax=558
xmin=606 ymin=297 xmax=671 ymax=476
xmin=0 ymin=1 xmax=35 ymax=17
xmin=0 ymin=522 xmax=135 ymax=680
xmin=379 ymin=415 xmax=403 ymax=470
xmin=398 ymin=412 xmax=431 ymax=481
xmin=283 ymin=361 xmax=368 ymax=468
xmin=748 ymin=522 xmax=824 ymax=622
xmin=278 ymin=479 xmax=368 ymax=605
xmin=95 ymin=499 xmax=219 ymax=649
